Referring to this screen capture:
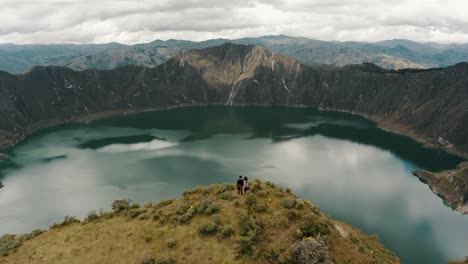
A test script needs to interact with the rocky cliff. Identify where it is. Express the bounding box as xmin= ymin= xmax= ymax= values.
xmin=0 ymin=43 xmax=467 ymax=208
